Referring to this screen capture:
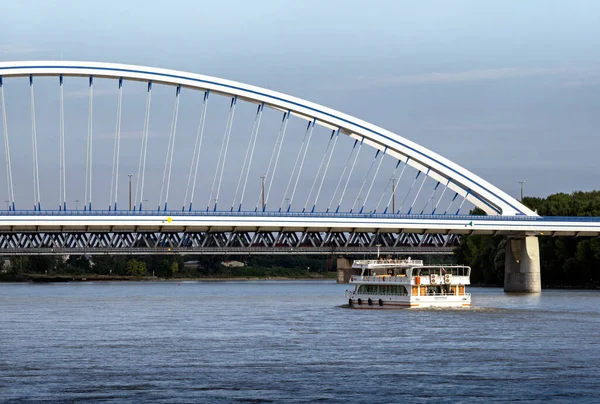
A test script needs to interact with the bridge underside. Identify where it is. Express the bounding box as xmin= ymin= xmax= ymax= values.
xmin=0 ymin=230 xmax=458 ymax=255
